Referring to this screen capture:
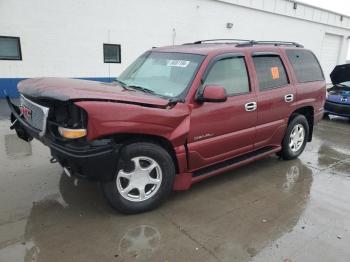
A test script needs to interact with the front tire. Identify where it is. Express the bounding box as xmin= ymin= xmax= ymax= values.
xmin=280 ymin=115 xmax=309 ymax=160
xmin=102 ymin=142 xmax=175 ymax=214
